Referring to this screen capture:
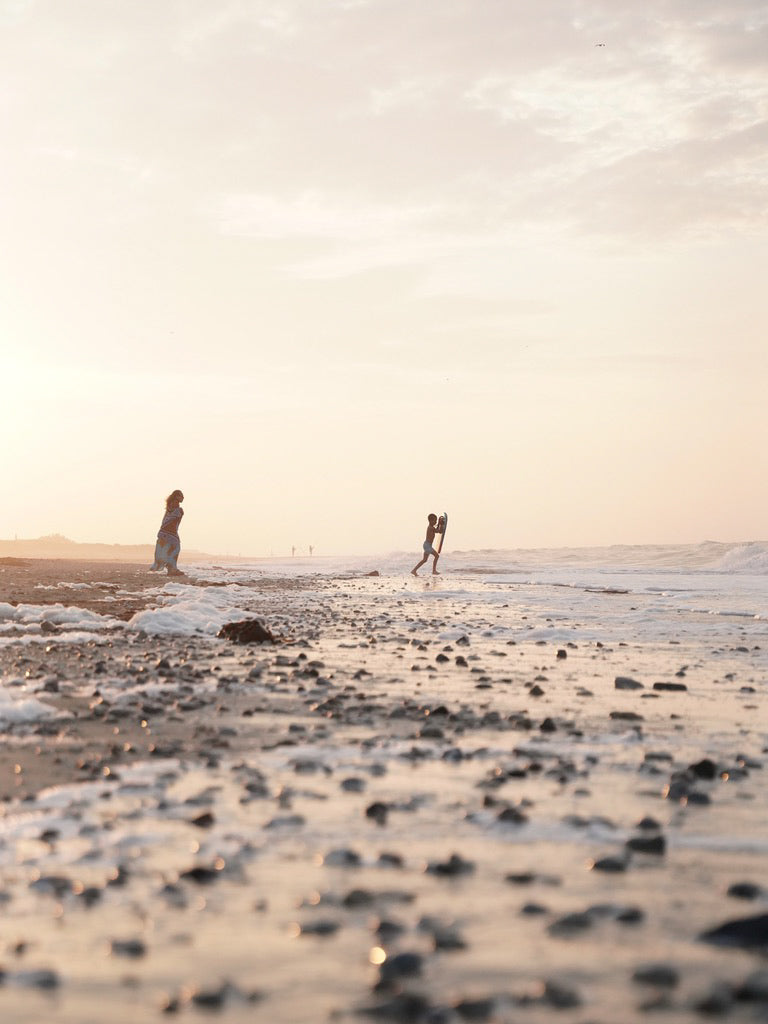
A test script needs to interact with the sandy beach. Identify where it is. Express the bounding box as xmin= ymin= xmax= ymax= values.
xmin=0 ymin=555 xmax=766 ymax=1023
